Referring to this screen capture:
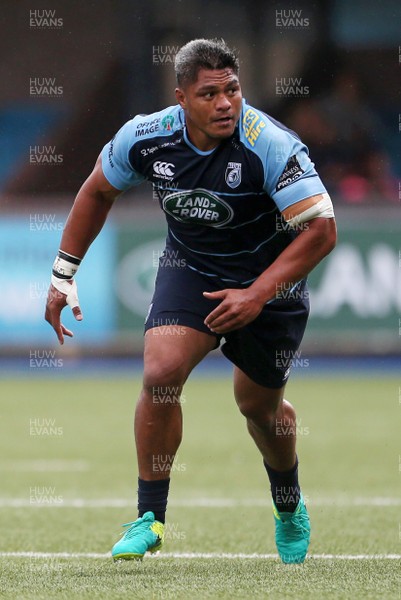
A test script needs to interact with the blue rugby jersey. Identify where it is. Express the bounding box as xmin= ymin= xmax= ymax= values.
xmin=101 ymin=99 xmax=327 ymax=286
